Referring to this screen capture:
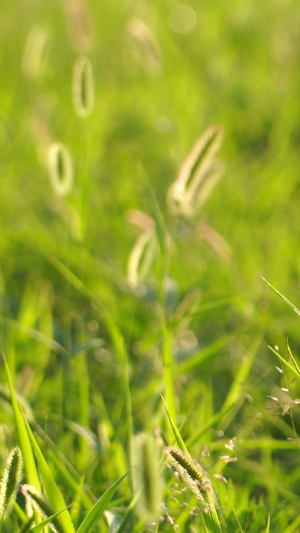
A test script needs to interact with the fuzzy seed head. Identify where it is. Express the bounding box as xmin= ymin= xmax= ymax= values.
xmin=72 ymin=55 xmax=95 ymax=118
xmin=167 ymin=125 xmax=224 ymax=218
xmin=127 ymin=231 xmax=157 ymax=289
xmin=48 ymin=142 xmax=74 ymax=197
xmin=166 ymin=446 xmax=216 ymax=513
xmin=0 ymin=447 xmax=23 ymax=521
xmin=21 ymin=484 xmax=61 ymax=533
